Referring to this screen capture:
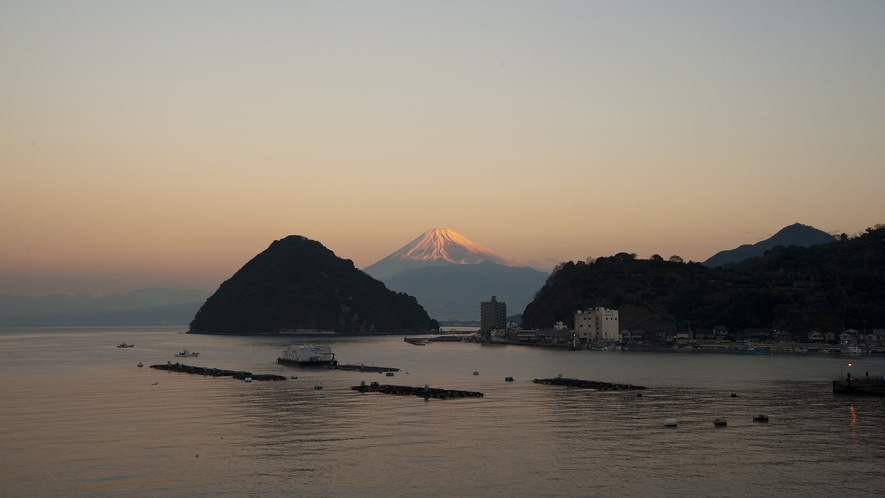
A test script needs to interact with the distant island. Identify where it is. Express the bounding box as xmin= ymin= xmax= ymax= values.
xmin=189 ymin=235 xmax=438 ymax=335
